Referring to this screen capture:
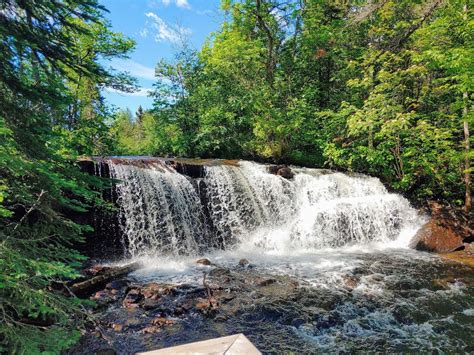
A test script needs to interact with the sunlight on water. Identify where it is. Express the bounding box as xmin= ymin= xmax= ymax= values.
xmin=108 ymin=159 xmax=424 ymax=257
xmin=101 ymin=159 xmax=473 ymax=352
